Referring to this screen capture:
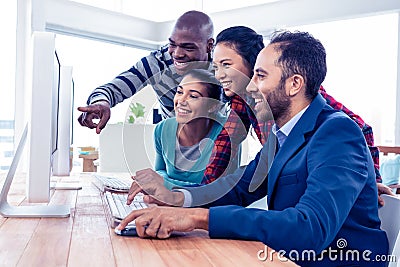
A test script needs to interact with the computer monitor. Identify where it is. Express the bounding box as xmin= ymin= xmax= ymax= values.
xmin=27 ymin=31 xmax=66 ymax=202
xmin=52 ymin=65 xmax=74 ymax=176
xmin=25 ymin=31 xmax=79 ymax=214
xmin=0 ymin=32 xmax=77 ymax=218
xmin=27 ymin=32 xmax=58 ymax=202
